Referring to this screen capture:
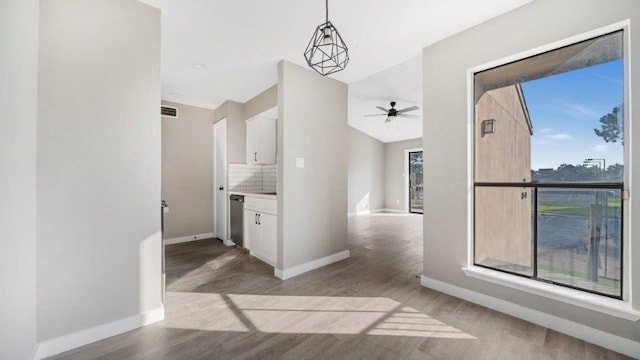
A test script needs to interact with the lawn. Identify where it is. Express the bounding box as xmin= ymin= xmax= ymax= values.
xmin=537 ymin=264 xmax=620 ymax=288
xmin=538 ymin=198 xmax=621 ymax=219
